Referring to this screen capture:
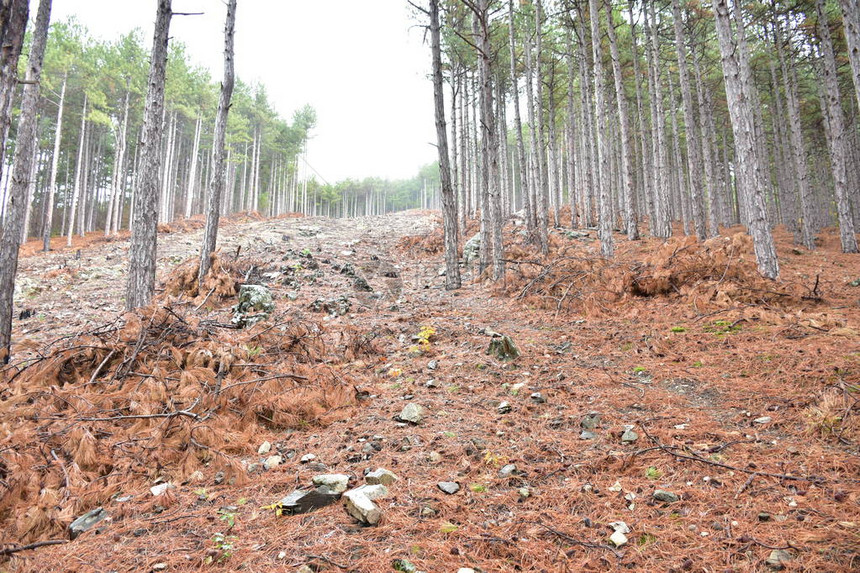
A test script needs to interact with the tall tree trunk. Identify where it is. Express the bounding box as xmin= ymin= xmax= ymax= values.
xmin=817 ymin=0 xmax=858 ymax=253
xmin=534 ymin=0 xmax=549 ymax=252
xmin=66 ymin=96 xmax=87 ymax=246
xmin=0 ymin=0 xmax=27 ymax=190
xmin=41 ymin=73 xmax=66 ymax=251
xmin=605 ymin=0 xmax=638 ymax=240
xmin=109 ymin=88 xmax=131 ymax=234
xmin=842 ymin=0 xmax=860 ymax=112
xmin=199 ymin=0 xmax=236 ymax=282
xmin=0 ymin=0 xmax=50 ymax=364
xmin=714 ymin=0 xmax=780 ymax=278
xmin=645 ymin=2 xmax=671 ymax=238
xmin=127 ymin=0 xmax=172 ymax=310
xmin=184 ymin=112 xmax=202 ymax=218
xmin=672 ymin=0 xmax=706 ymax=240
xmin=509 ymin=0 xmax=531 ymax=228
xmin=589 ymin=0 xmax=614 ymax=257
xmin=429 ymin=0 xmax=460 ymax=289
